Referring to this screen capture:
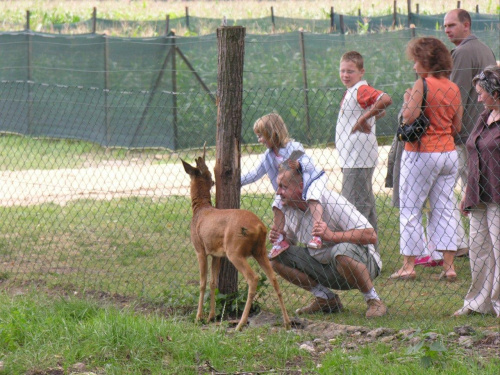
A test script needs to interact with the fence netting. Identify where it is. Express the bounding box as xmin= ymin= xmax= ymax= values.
xmin=4 ymin=12 xmax=499 ymax=36
xmin=0 ymin=21 xmax=498 ymax=320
